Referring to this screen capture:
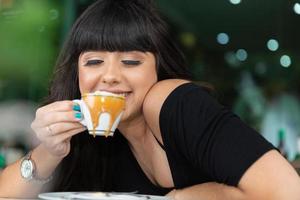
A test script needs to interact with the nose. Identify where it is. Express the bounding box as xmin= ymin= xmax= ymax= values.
xmin=101 ymin=64 xmax=122 ymax=85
